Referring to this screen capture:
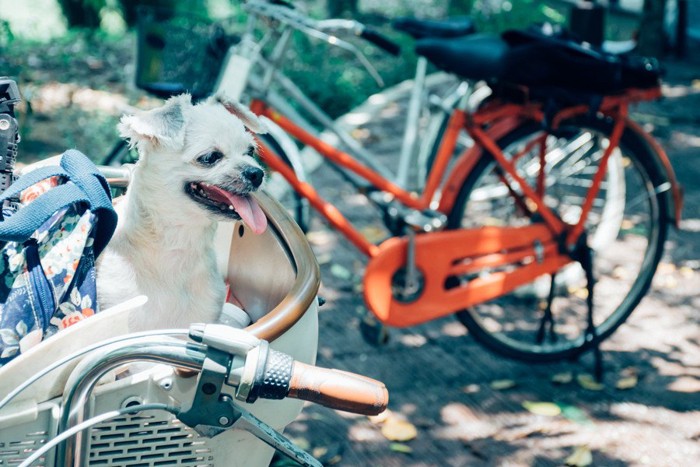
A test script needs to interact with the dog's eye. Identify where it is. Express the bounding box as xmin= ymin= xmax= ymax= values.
xmin=245 ymin=146 xmax=255 ymax=158
xmin=196 ymin=151 xmax=224 ymax=166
